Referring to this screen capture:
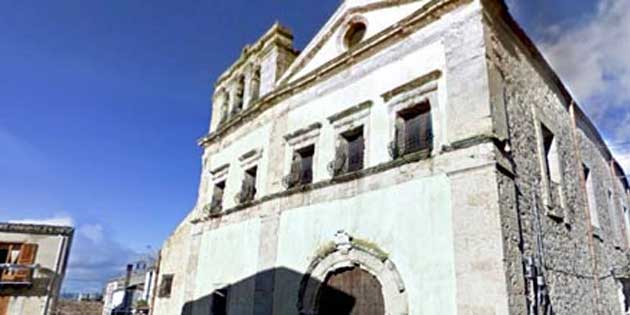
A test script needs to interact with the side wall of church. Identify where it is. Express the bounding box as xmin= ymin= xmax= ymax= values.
xmin=483 ymin=2 xmax=630 ymax=314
